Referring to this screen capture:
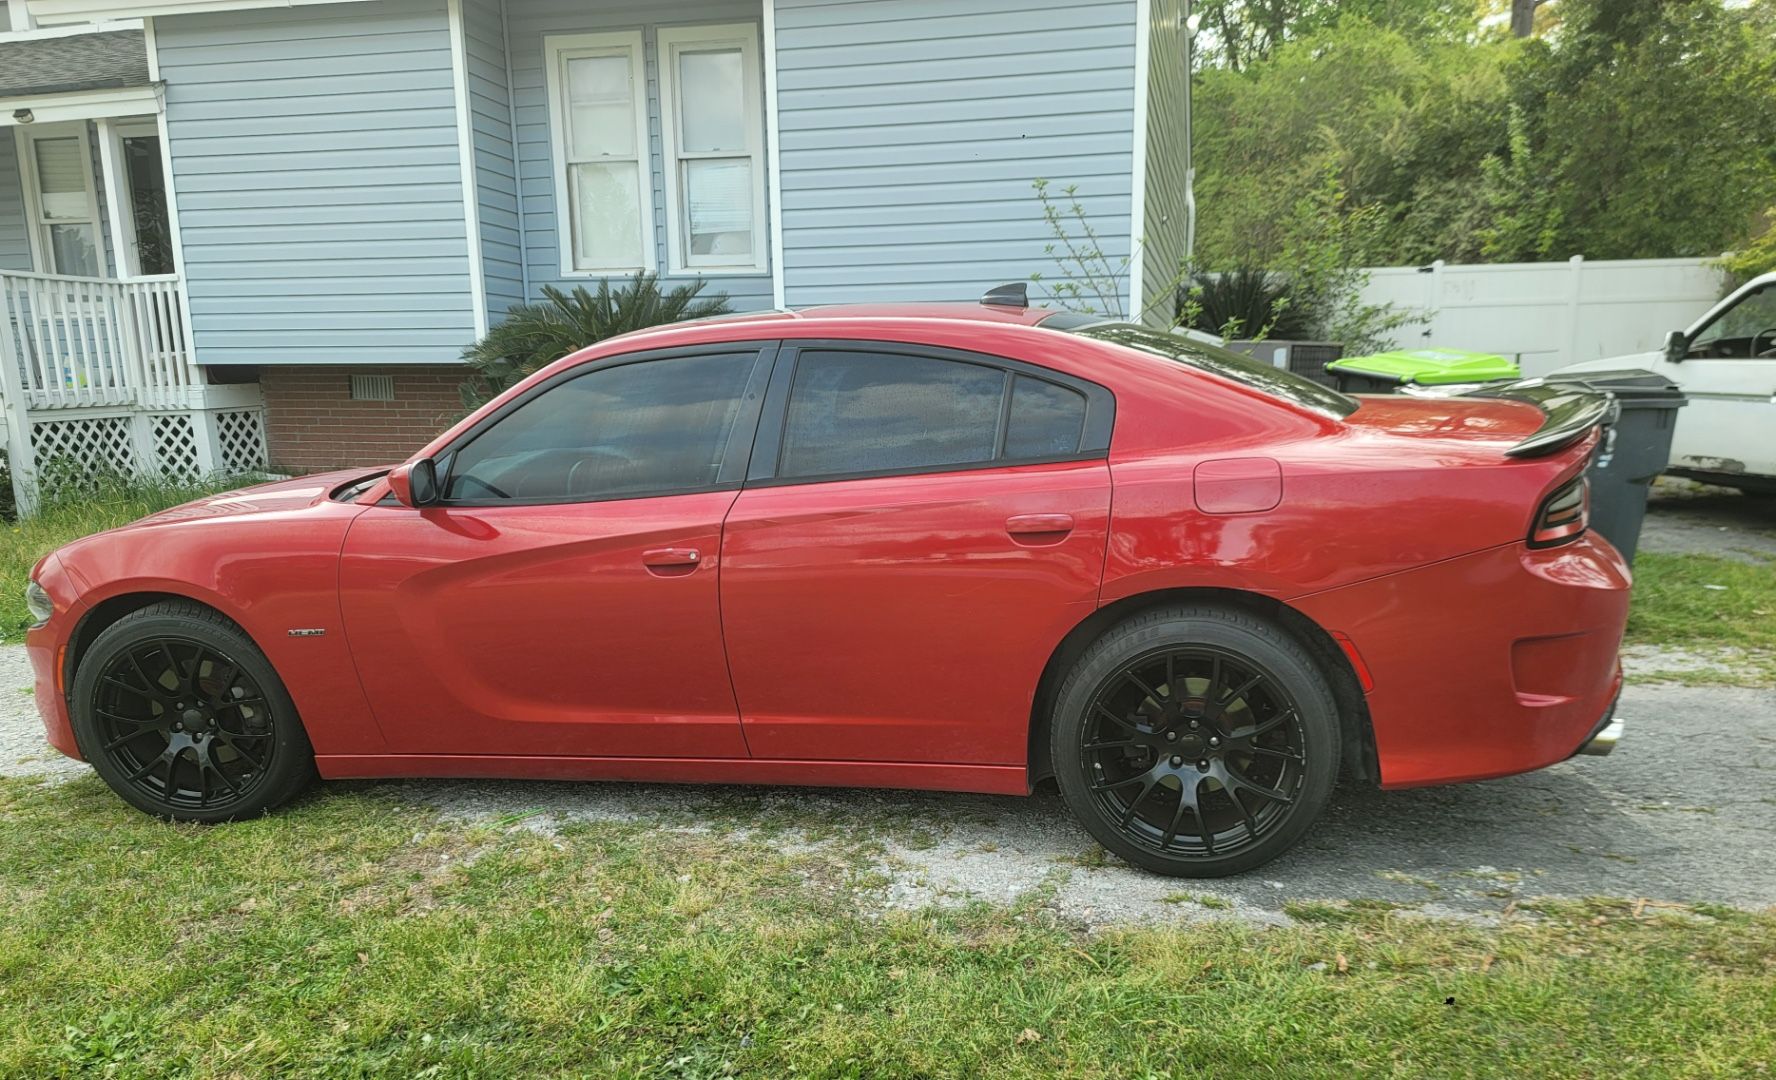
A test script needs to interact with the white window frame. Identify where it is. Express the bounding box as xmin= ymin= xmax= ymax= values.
xmin=543 ymin=29 xmax=656 ymax=277
xmin=656 ymin=23 xmax=768 ymax=276
xmin=15 ymin=121 xmax=107 ymax=277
